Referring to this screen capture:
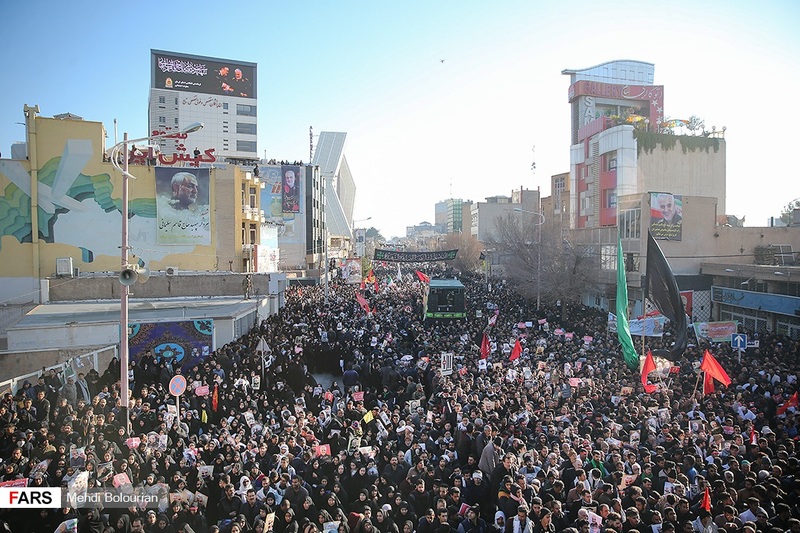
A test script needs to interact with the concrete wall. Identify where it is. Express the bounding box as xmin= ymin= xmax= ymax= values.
xmin=46 ymin=272 xmax=279 ymax=302
xmin=638 ymin=137 xmax=727 ymax=215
